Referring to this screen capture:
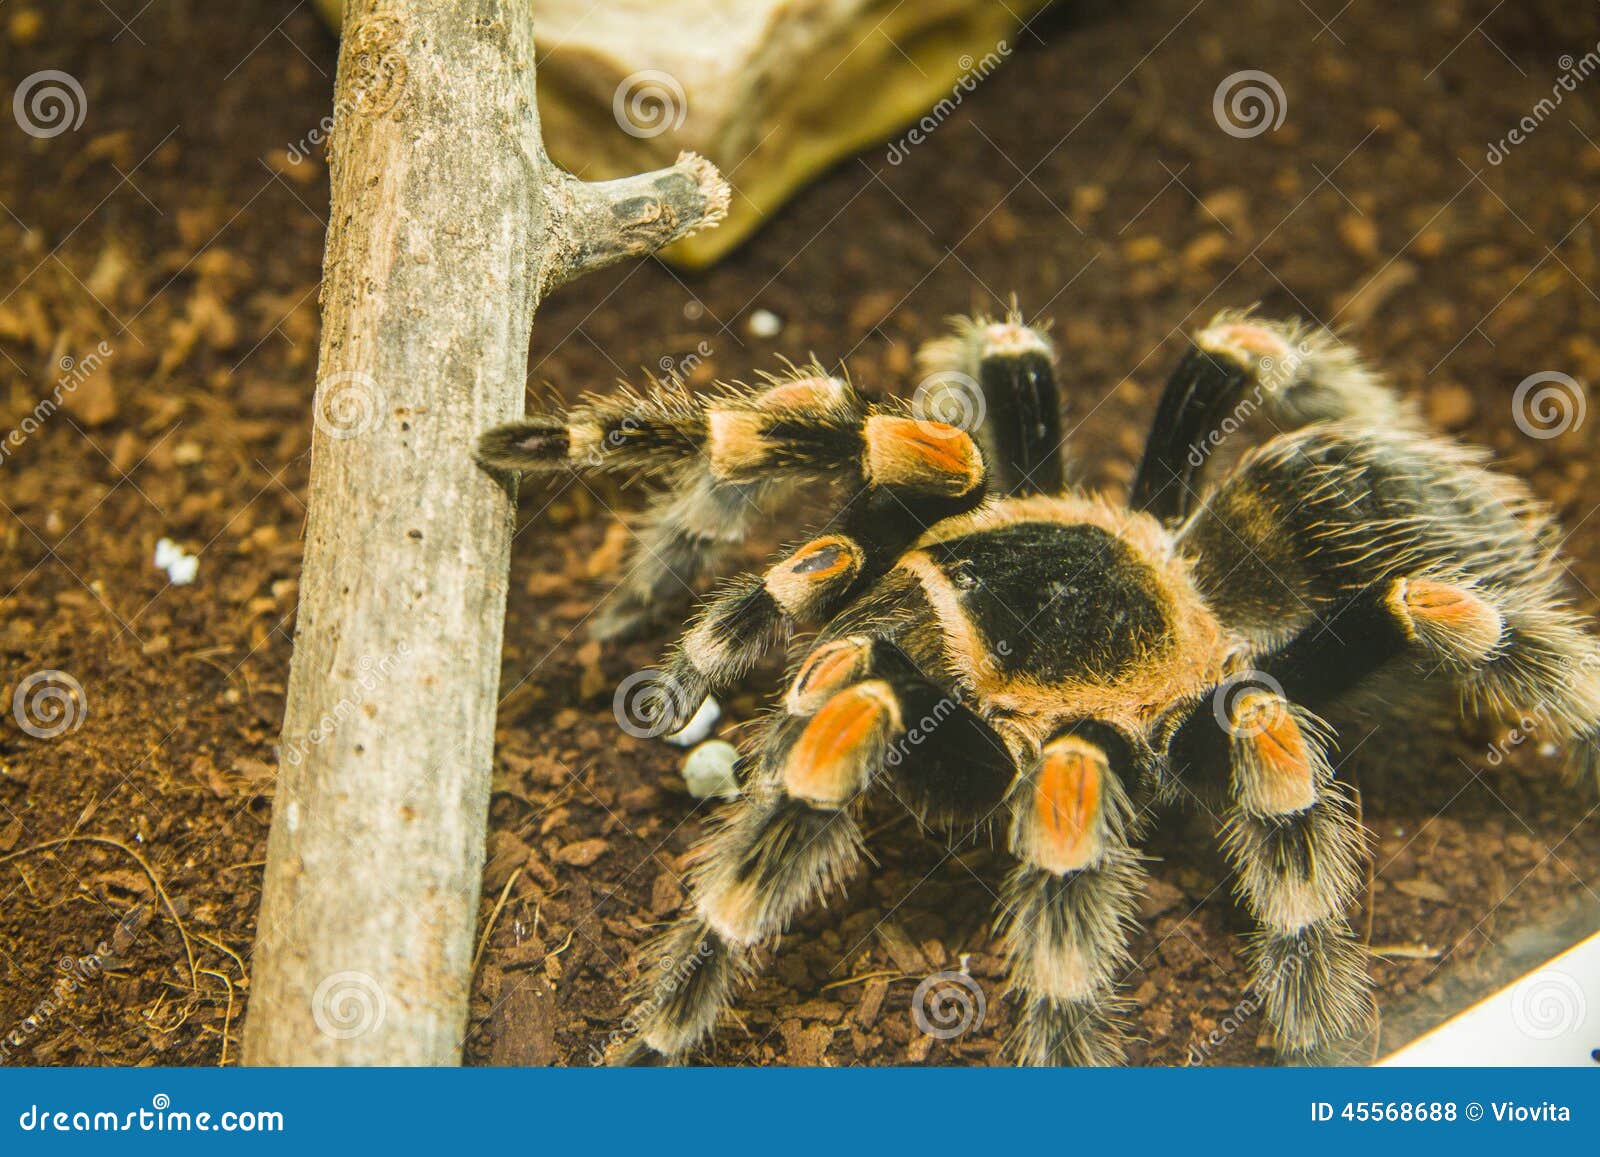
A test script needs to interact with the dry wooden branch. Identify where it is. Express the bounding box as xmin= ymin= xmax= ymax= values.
xmin=242 ymin=0 xmax=725 ymax=1066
